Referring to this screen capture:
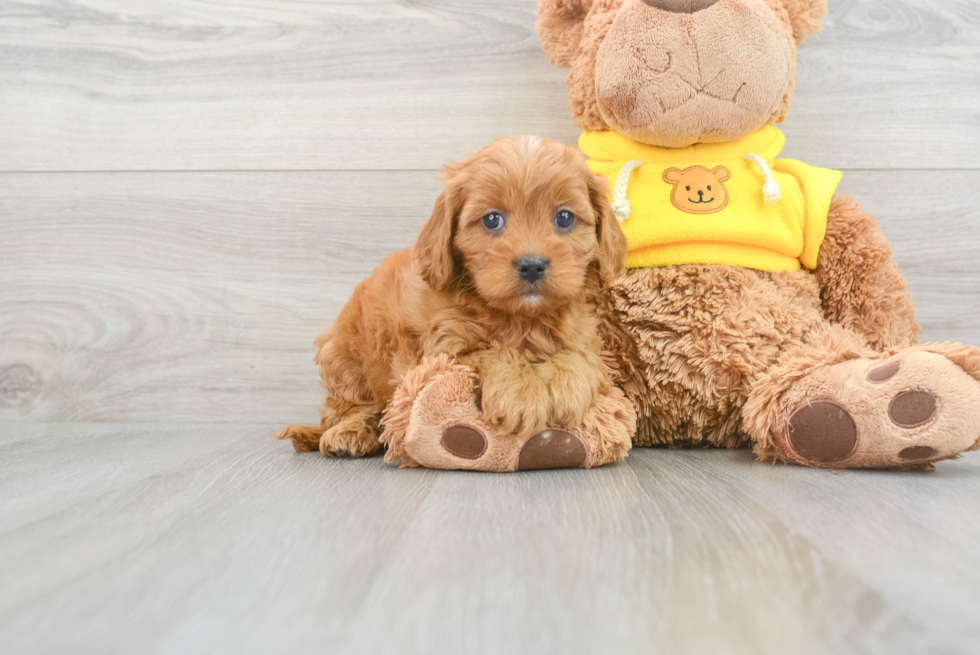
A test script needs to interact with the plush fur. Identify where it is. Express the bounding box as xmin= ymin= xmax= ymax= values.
xmin=538 ymin=0 xmax=980 ymax=468
xmin=277 ymin=136 xmax=630 ymax=460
